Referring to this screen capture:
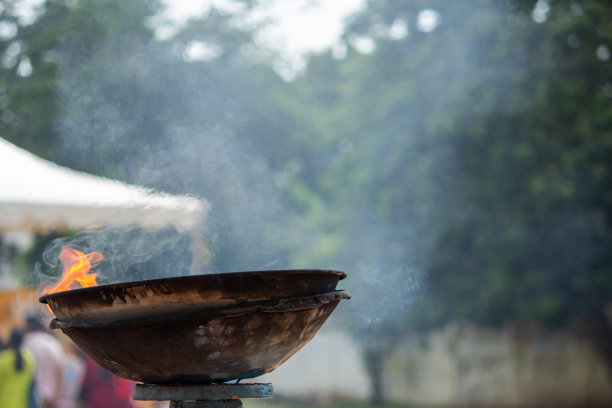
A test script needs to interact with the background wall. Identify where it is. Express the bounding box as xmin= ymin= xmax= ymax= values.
xmin=262 ymin=323 xmax=612 ymax=407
